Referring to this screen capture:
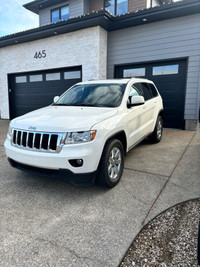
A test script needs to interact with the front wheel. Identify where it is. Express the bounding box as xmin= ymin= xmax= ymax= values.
xmin=149 ymin=115 xmax=163 ymax=143
xmin=97 ymin=139 xmax=124 ymax=188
